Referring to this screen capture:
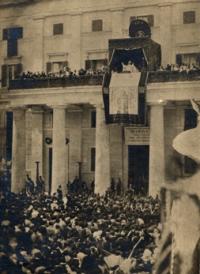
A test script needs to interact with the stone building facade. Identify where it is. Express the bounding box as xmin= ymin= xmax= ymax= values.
xmin=0 ymin=0 xmax=200 ymax=196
